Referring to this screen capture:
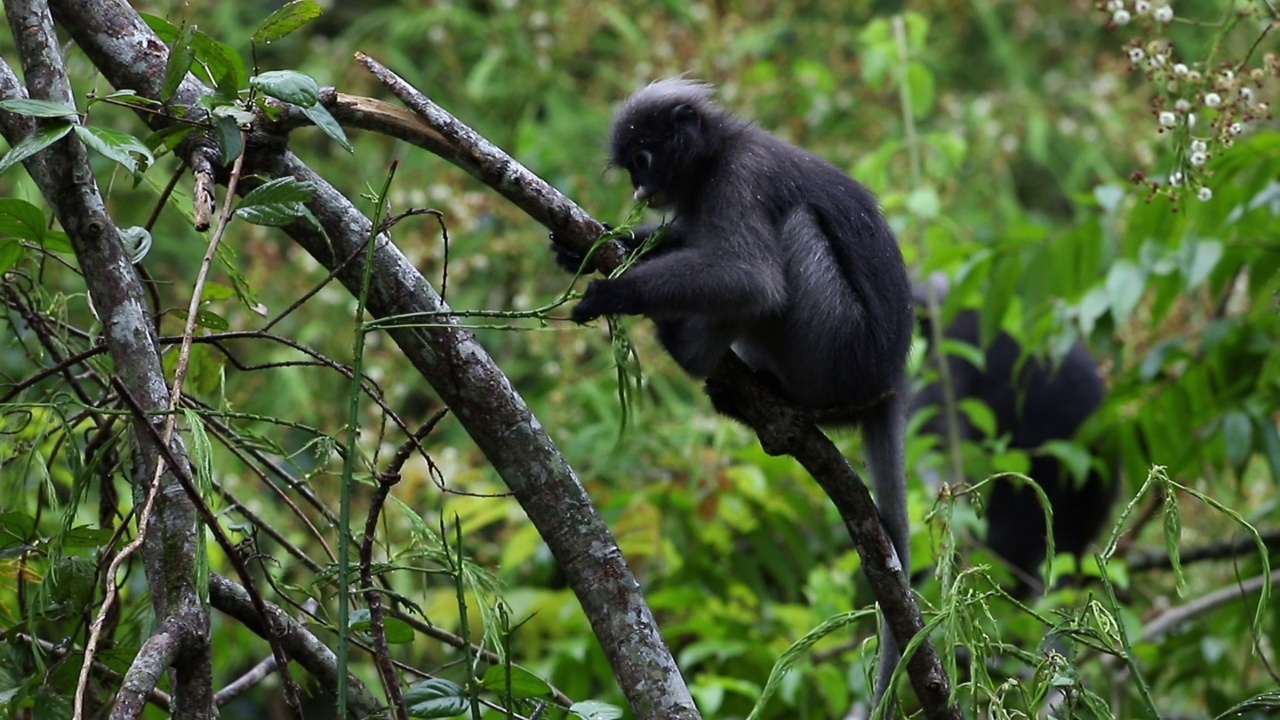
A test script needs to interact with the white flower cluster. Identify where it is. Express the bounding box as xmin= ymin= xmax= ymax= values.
xmin=1106 ymin=0 xmax=1173 ymax=26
